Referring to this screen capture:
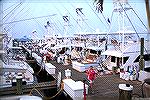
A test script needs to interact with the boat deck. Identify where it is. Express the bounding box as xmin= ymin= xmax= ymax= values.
xmin=50 ymin=60 xmax=142 ymax=100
